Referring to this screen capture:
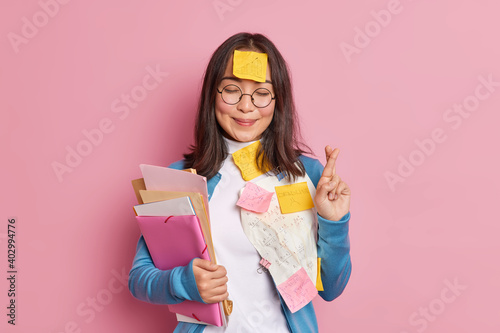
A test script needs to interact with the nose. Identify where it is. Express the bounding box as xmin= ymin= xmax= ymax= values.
xmin=237 ymin=93 xmax=255 ymax=113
